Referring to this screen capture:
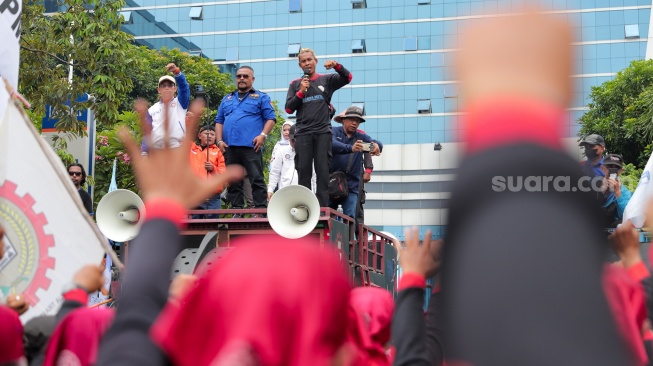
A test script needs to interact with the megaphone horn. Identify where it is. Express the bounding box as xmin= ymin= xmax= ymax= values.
xmin=96 ymin=189 xmax=145 ymax=242
xmin=268 ymin=185 xmax=320 ymax=239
